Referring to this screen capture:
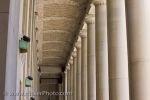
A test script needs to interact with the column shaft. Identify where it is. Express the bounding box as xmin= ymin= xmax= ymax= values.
xmin=80 ymin=31 xmax=87 ymax=100
xmin=59 ymin=84 xmax=62 ymax=100
xmin=126 ymin=0 xmax=150 ymax=100
xmin=72 ymin=51 xmax=77 ymax=100
xmin=62 ymin=73 xmax=65 ymax=100
xmin=86 ymin=15 xmax=96 ymax=100
xmin=94 ymin=1 xmax=109 ymax=100
xmin=61 ymin=84 xmax=63 ymax=100
xmin=64 ymin=71 xmax=68 ymax=100
xmin=70 ymin=62 xmax=73 ymax=100
xmin=76 ymin=43 xmax=81 ymax=100
xmin=5 ymin=0 xmax=21 ymax=100
xmin=107 ymin=0 xmax=129 ymax=100
xmin=67 ymin=68 xmax=71 ymax=100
